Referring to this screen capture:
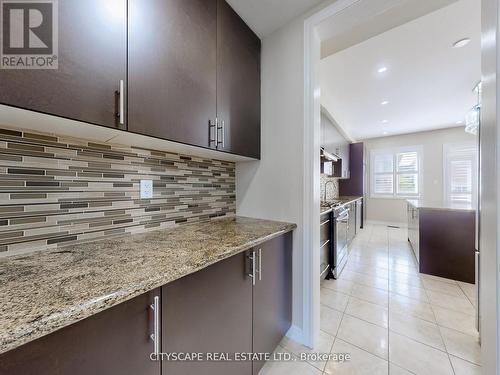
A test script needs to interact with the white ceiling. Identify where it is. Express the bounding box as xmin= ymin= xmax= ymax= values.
xmin=320 ymin=0 xmax=481 ymax=140
xmin=318 ymin=0 xmax=457 ymax=58
xmin=226 ymin=0 xmax=324 ymax=37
